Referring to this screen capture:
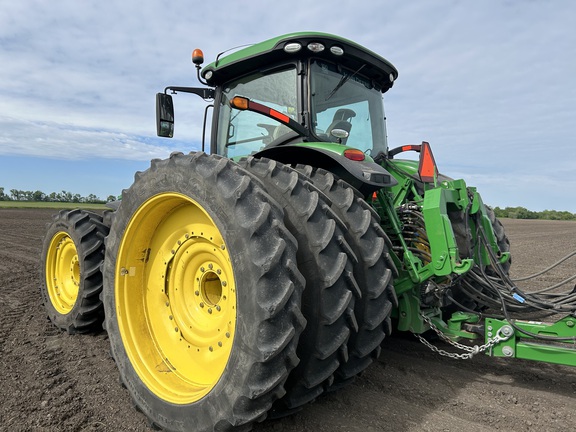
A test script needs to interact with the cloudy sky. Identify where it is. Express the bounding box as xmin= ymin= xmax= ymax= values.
xmin=1 ymin=0 xmax=575 ymax=211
